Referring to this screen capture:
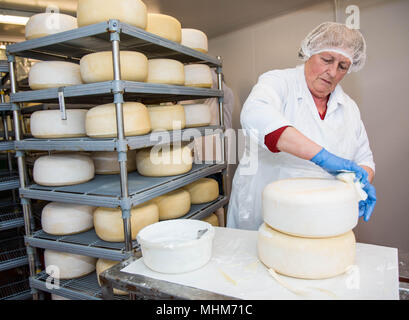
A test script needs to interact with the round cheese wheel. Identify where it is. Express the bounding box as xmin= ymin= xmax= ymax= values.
xmin=41 ymin=202 xmax=95 ymax=235
xmin=257 ymin=223 xmax=356 ymax=280
xmin=146 ymin=13 xmax=181 ymax=43
xmin=33 ymin=154 xmax=95 ymax=186
xmin=44 ymin=250 xmax=96 ymax=279
xmin=183 ymin=103 xmax=211 ymax=128
xmin=263 ymin=178 xmax=359 ymax=238
xmin=80 ymin=51 xmax=148 ymax=83
xmin=148 ymin=104 xmax=186 ymax=131
xmin=29 ymin=61 xmax=82 ymax=90
xmin=94 ymin=202 xmax=159 ymax=242
xmin=91 ymin=151 xmax=137 ymax=175
xmin=184 ymin=178 xmax=219 ymax=204
xmin=151 ymin=188 xmax=191 ymax=220
xmin=25 ymin=13 xmax=78 ymax=40
xmin=136 ymin=145 xmax=193 ymax=177
xmin=77 ymin=0 xmax=147 ymax=28
xmin=30 ymin=109 xmax=87 ymax=138
xmin=181 ymin=28 xmax=208 ymax=53
xmin=96 ymin=259 xmax=128 ymax=295
xmin=147 ymin=59 xmax=185 ymax=85
xmin=184 ymin=64 xmax=212 ymax=88
xmin=202 ymin=213 xmax=219 ymax=227
xmin=86 ymin=102 xmax=151 ymax=138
